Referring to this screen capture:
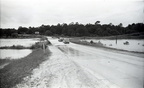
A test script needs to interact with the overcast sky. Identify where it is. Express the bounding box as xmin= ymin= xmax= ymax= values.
xmin=0 ymin=0 xmax=144 ymax=28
